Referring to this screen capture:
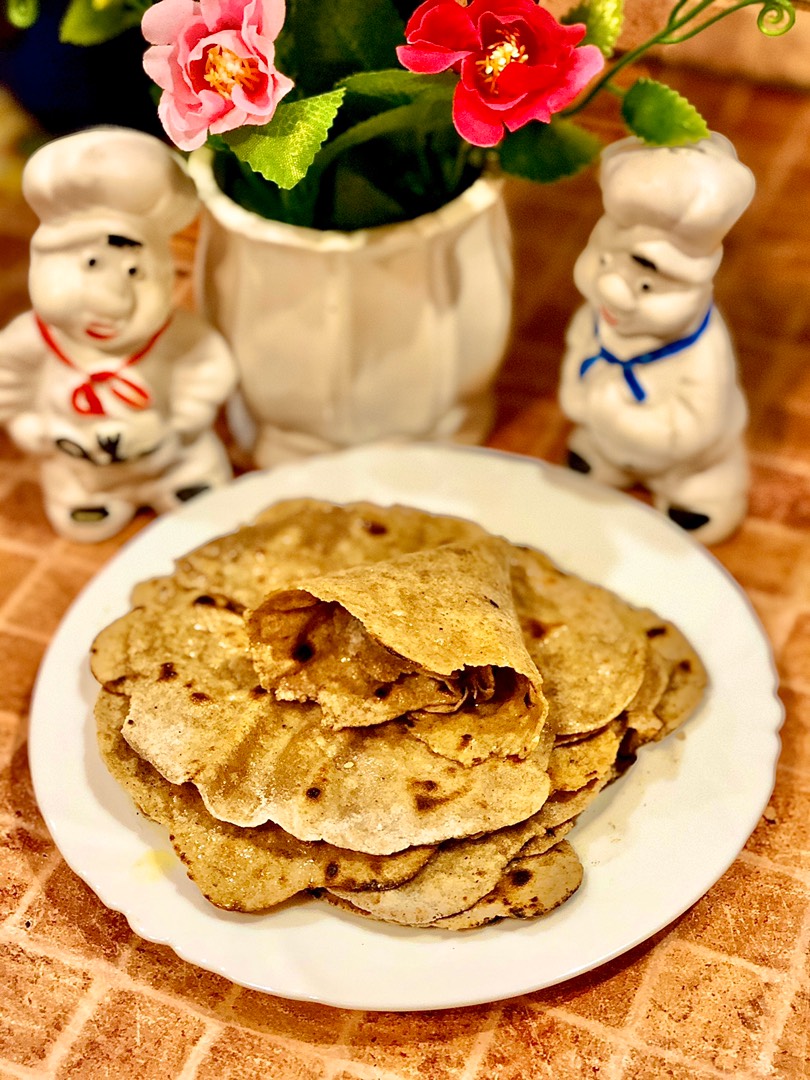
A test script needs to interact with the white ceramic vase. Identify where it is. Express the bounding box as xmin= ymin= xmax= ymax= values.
xmin=188 ymin=148 xmax=513 ymax=469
